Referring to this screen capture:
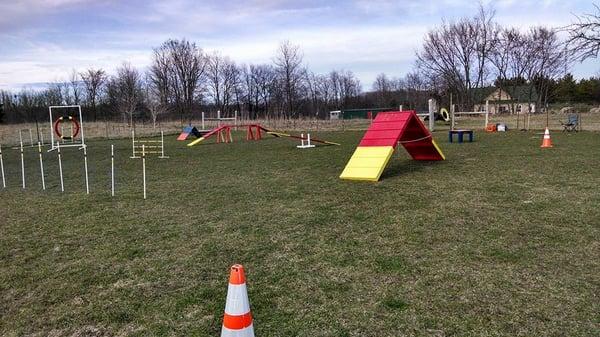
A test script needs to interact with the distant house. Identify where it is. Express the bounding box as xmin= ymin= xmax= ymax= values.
xmin=473 ymin=85 xmax=538 ymax=114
